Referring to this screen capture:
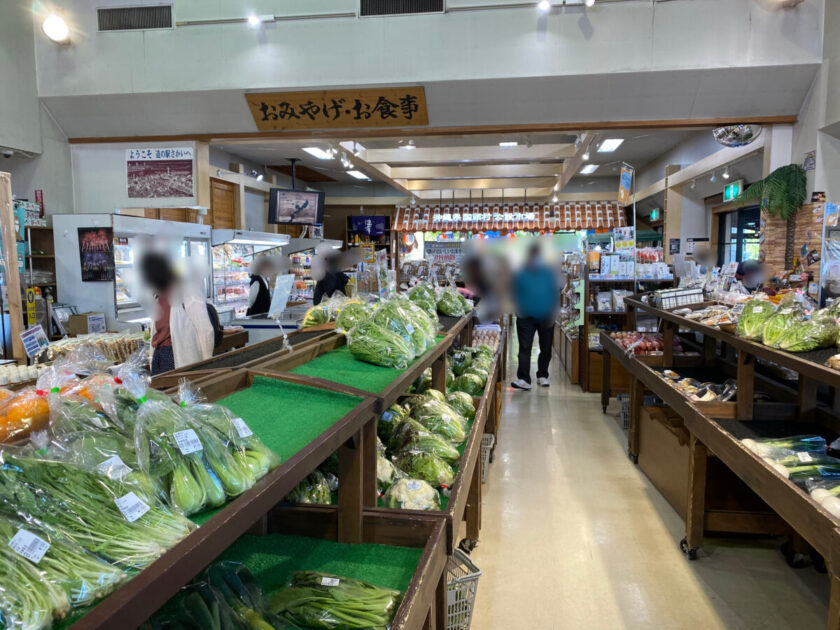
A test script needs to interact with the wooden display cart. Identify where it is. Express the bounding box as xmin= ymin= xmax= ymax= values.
xmin=66 ymin=370 xmax=378 ymax=629
xmin=600 ymin=295 xmax=840 ymax=630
